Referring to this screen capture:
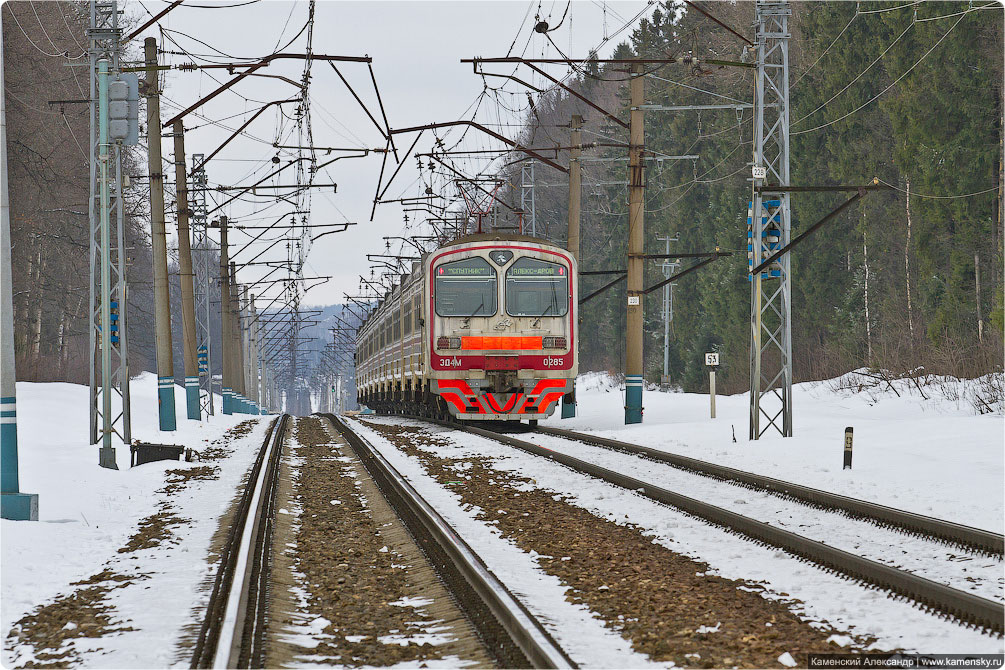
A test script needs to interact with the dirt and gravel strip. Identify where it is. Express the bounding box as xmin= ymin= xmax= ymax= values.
xmin=5 ymin=420 xmax=261 ymax=670
xmin=269 ymin=416 xmax=492 ymax=667
xmin=362 ymin=420 xmax=877 ymax=668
